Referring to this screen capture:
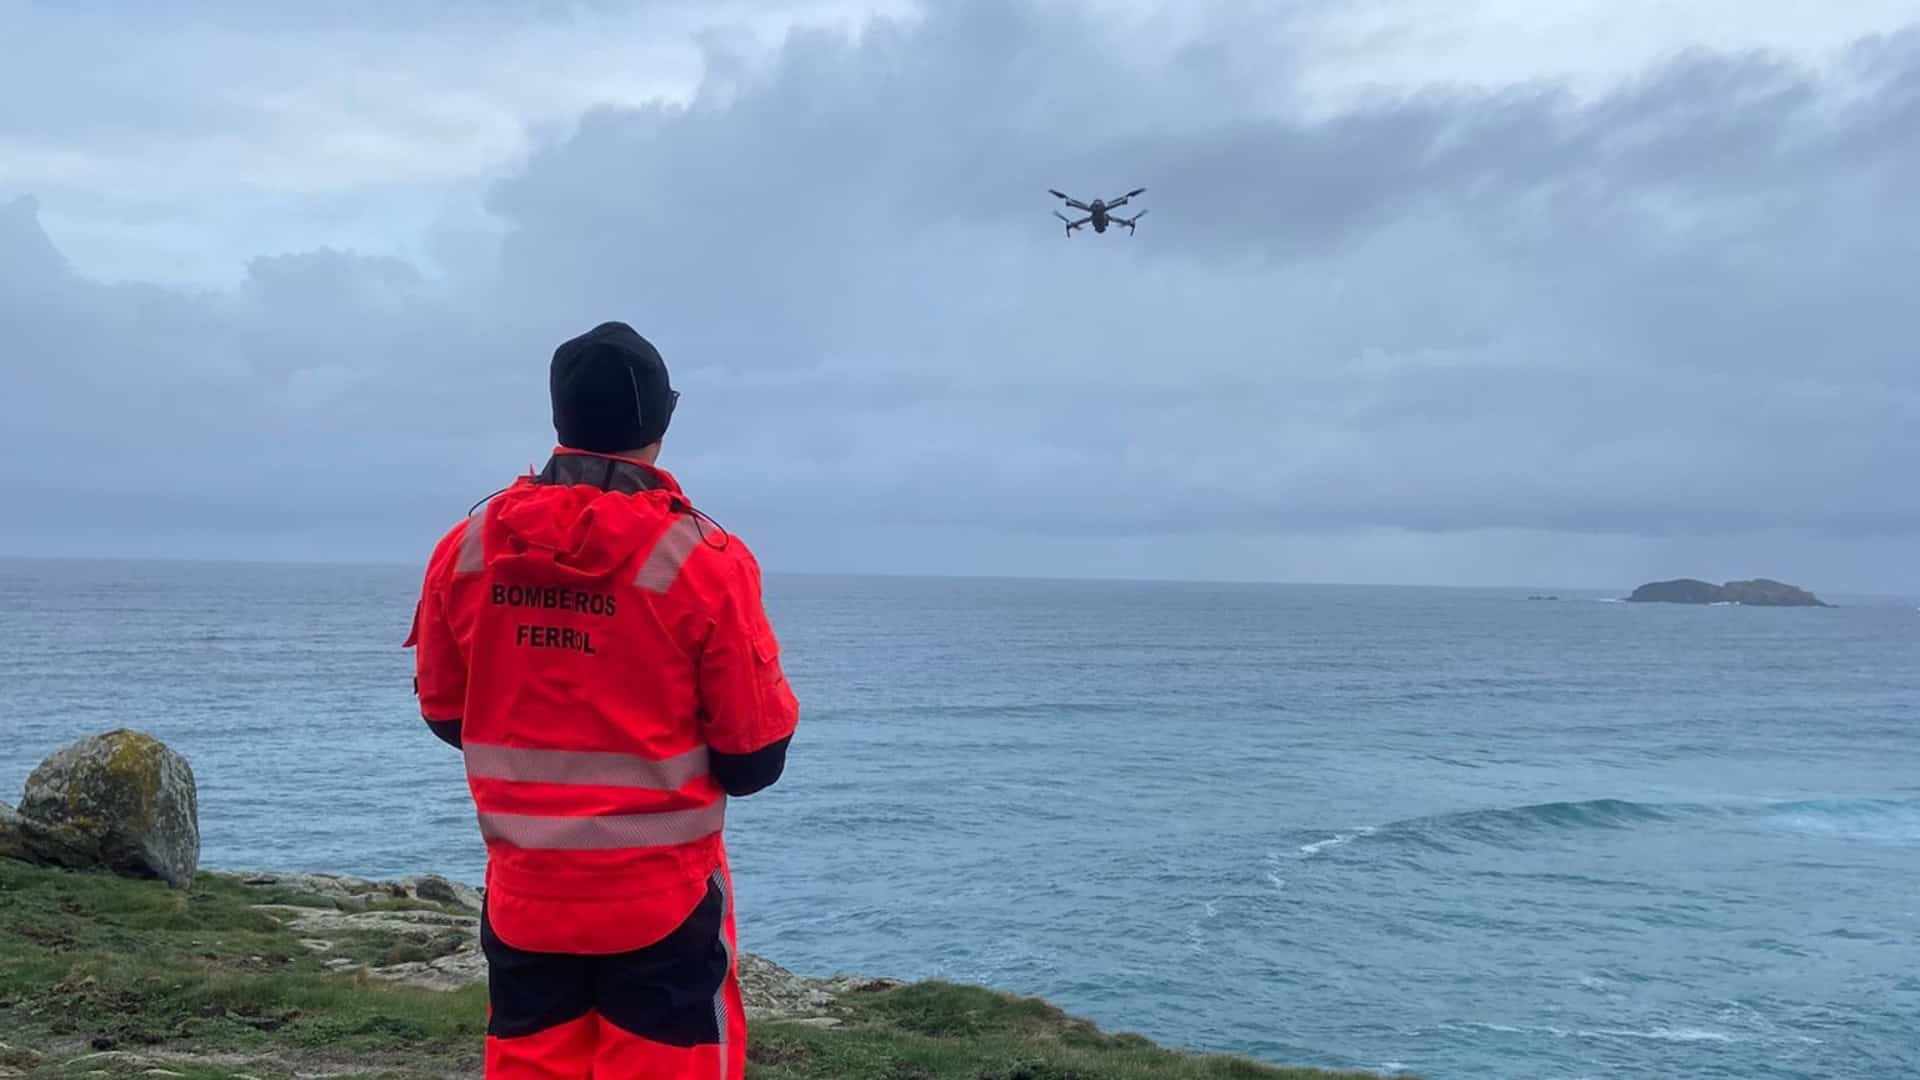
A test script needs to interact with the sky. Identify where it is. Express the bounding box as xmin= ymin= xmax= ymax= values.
xmin=2 ymin=0 xmax=1917 ymax=592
